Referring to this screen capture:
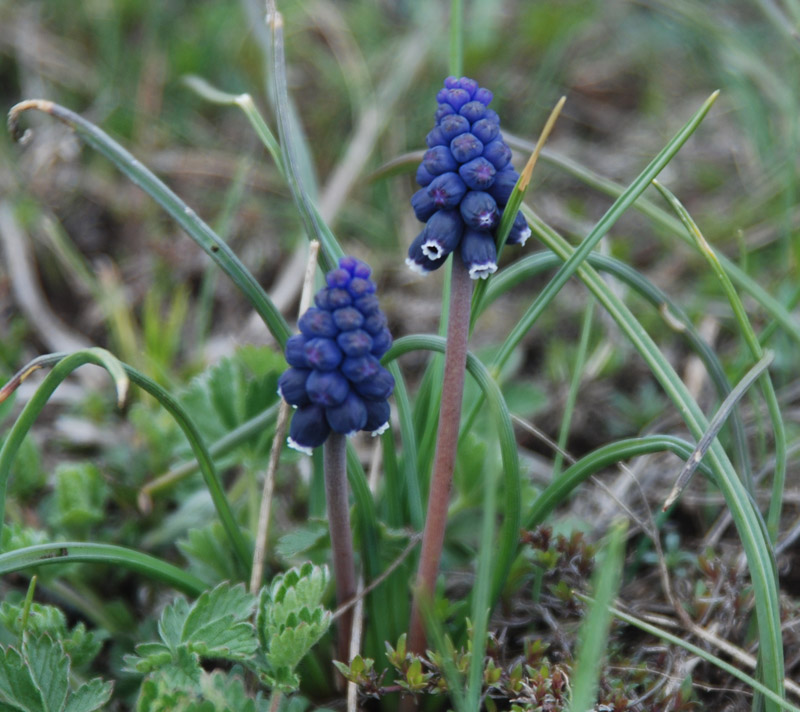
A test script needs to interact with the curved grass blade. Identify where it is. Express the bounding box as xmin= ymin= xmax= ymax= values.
xmin=568 ymin=519 xmax=627 ymax=712
xmin=525 ymin=209 xmax=785 ymax=710
xmin=0 ymin=542 xmax=205 ymax=597
xmin=7 ymin=100 xmax=292 ymax=348
xmin=0 ymin=352 xmax=251 ymax=576
xmin=654 ymin=180 xmax=787 ymax=541
xmin=503 ymin=136 xmax=800 ymax=347
xmin=384 ymin=334 xmax=520 ymax=607
xmin=470 ymin=250 xmax=752 ymax=483
xmin=664 ymin=350 xmax=774 ymax=511
xmin=524 ymin=435 xmax=714 ymax=531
